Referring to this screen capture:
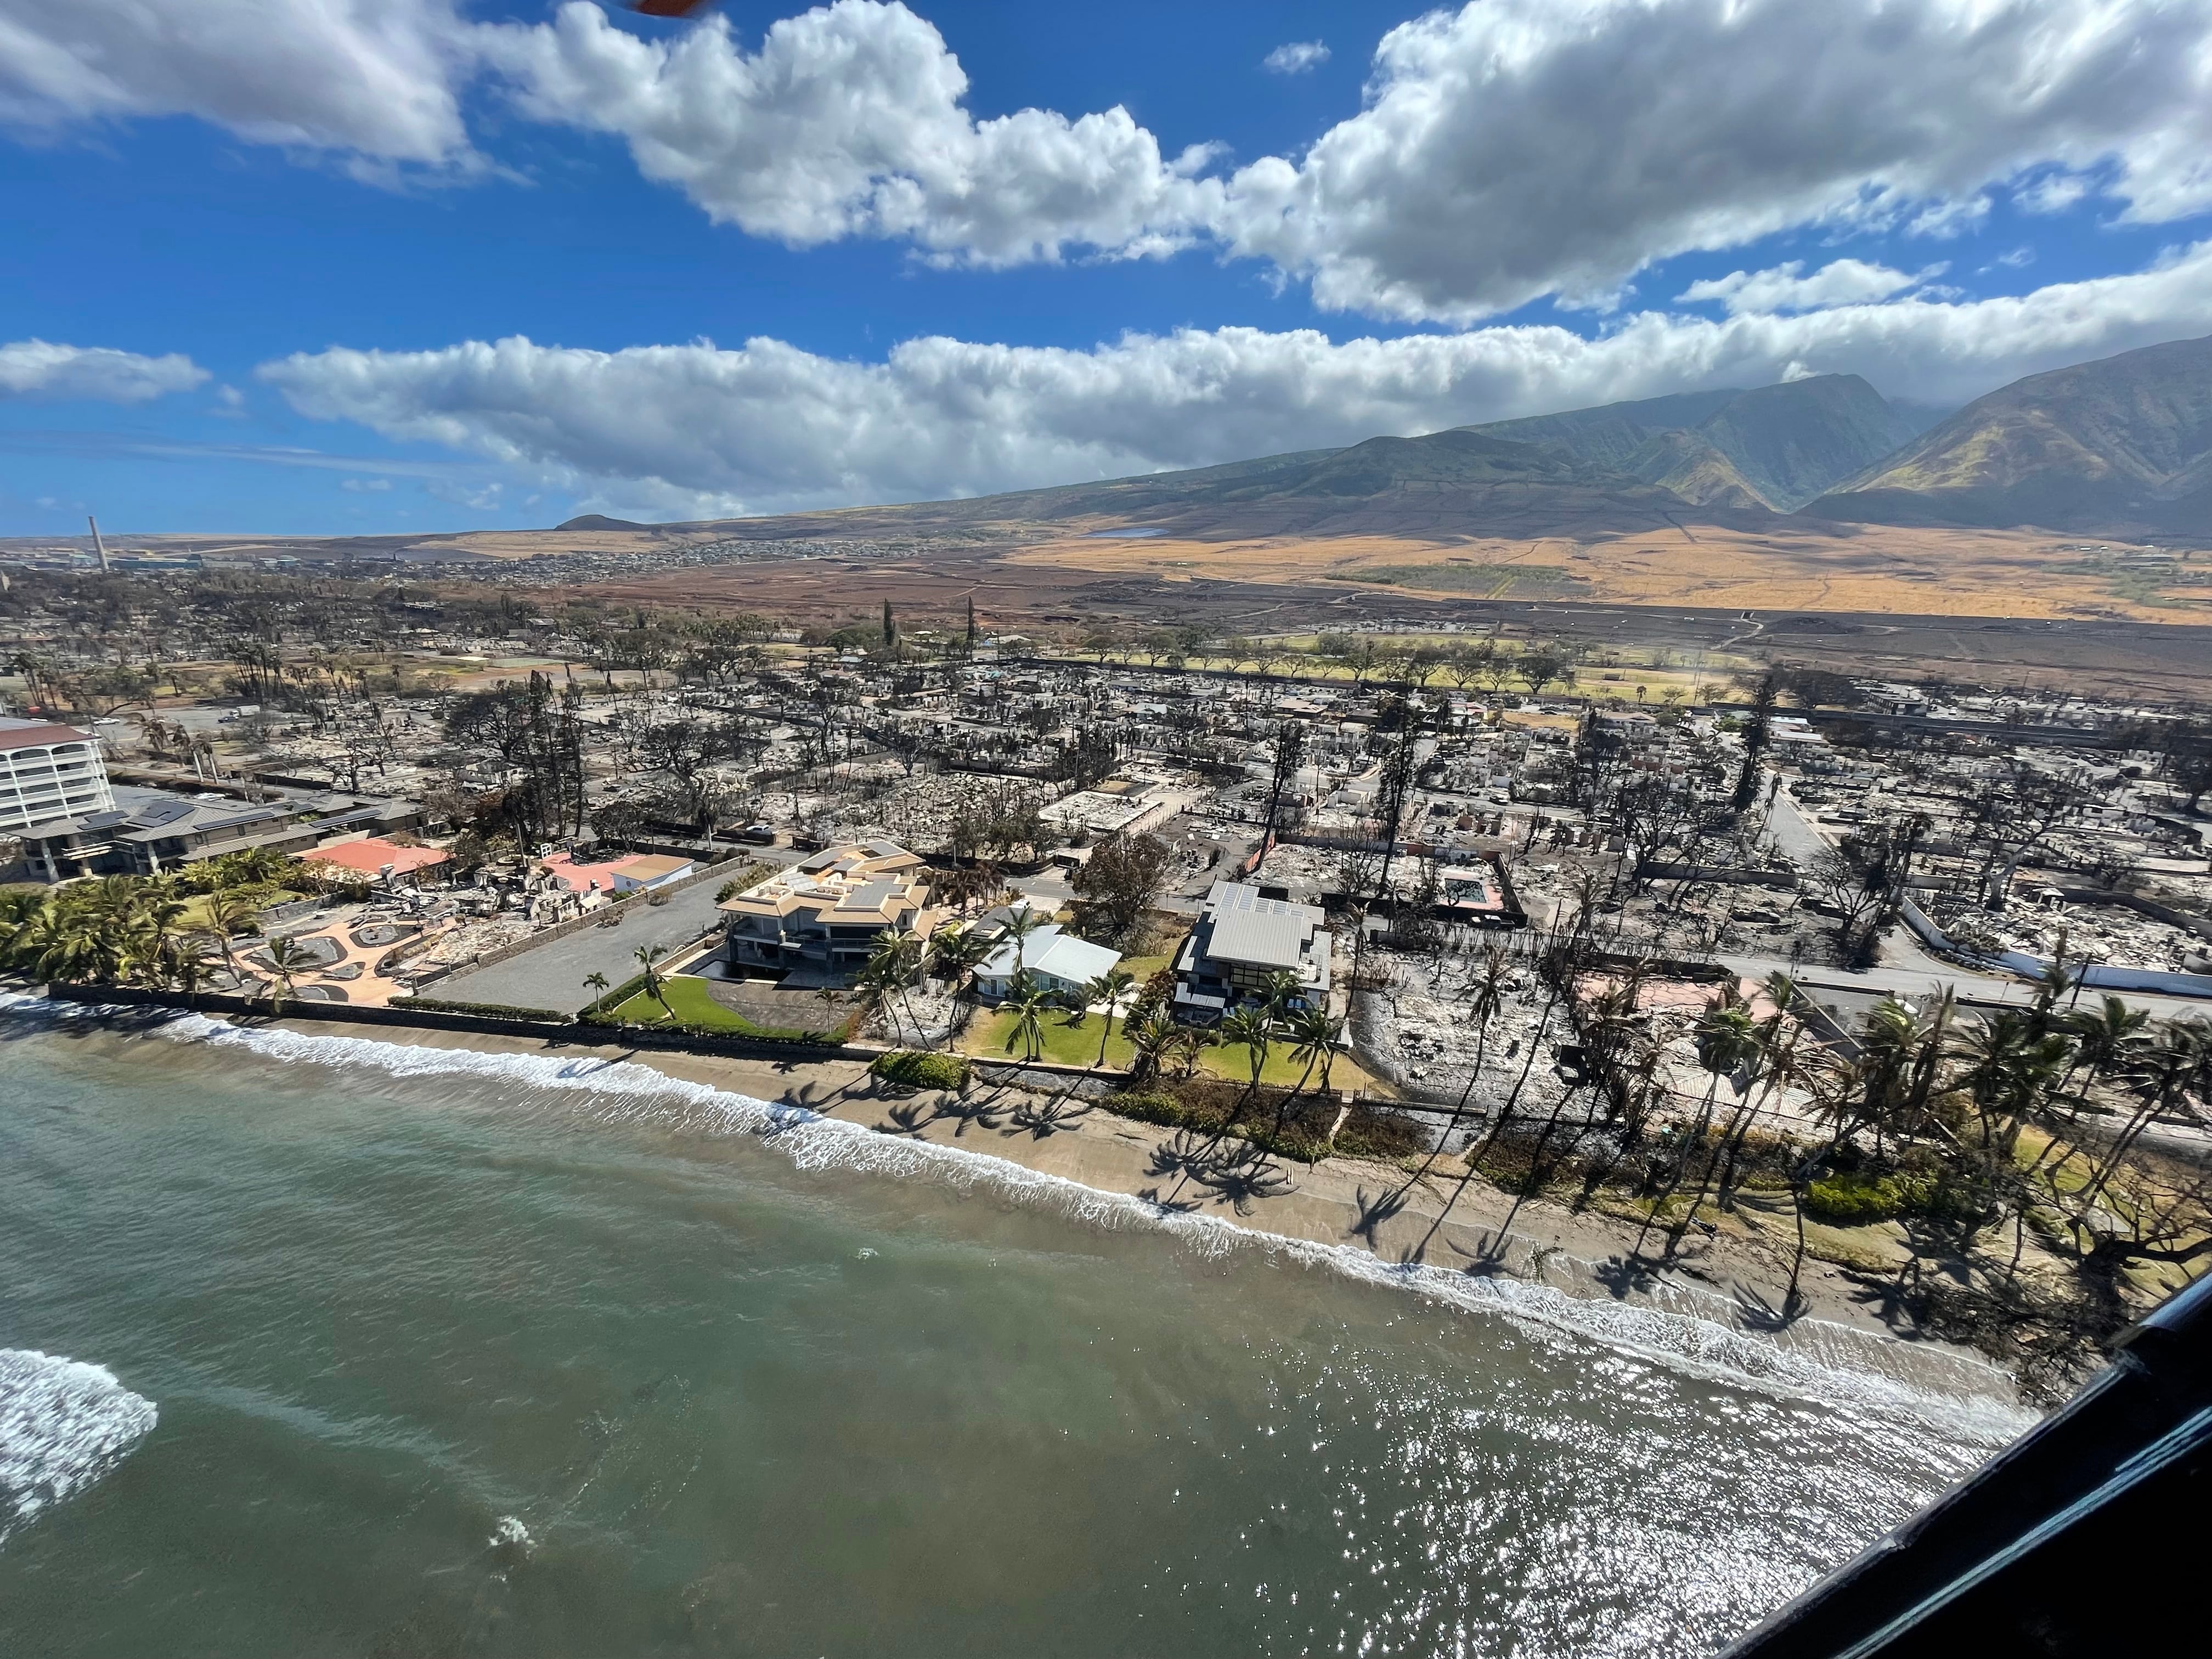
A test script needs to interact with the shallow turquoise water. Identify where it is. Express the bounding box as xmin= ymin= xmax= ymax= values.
xmin=0 ymin=1008 xmax=2023 ymax=1657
